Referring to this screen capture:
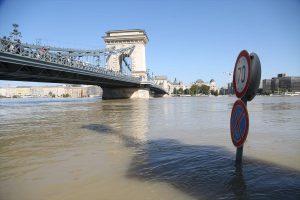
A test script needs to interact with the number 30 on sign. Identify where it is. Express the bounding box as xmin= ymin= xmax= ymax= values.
xmin=233 ymin=50 xmax=251 ymax=98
